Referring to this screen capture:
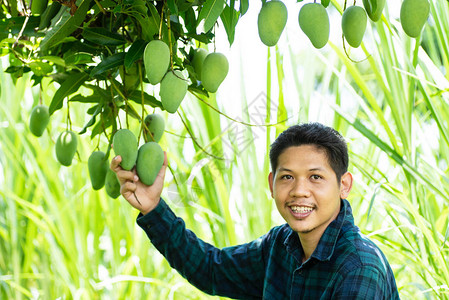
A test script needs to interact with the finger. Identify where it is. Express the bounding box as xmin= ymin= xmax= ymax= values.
xmin=110 ymin=155 xmax=122 ymax=171
xmin=116 ymin=169 xmax=138 ymax=184
xmin=121 ymin=181 xmax=137 ymax=195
